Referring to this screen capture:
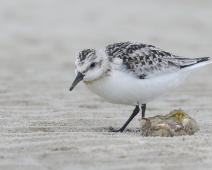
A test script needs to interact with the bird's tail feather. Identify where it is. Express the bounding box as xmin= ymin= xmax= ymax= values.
xmin=181 ymin=57 xmax=212 ymax=70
